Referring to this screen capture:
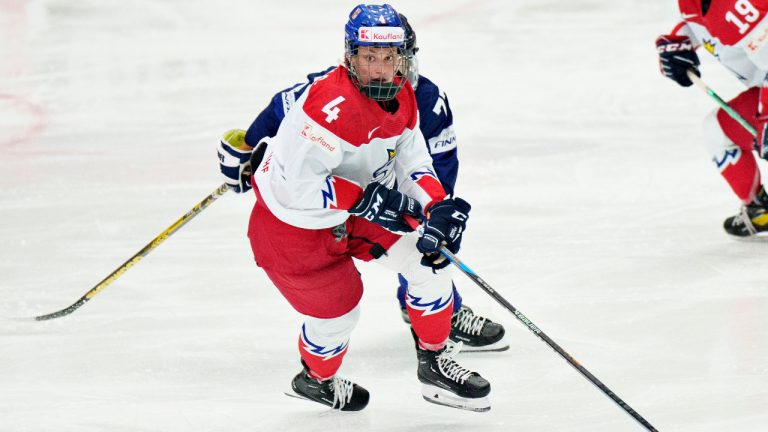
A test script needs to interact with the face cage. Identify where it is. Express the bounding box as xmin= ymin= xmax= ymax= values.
xmin=405 ymin=54 xmax=419 ymax=90
xmin=346 ymin=50 xmax=410 ymax=102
